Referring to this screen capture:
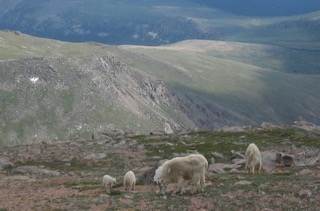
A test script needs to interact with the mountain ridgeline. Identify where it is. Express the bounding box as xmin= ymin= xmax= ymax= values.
xmin=1 ymin=31 xmax=320 ymax=145
xmin=0 ymin=0 xmax=320 ymax=46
